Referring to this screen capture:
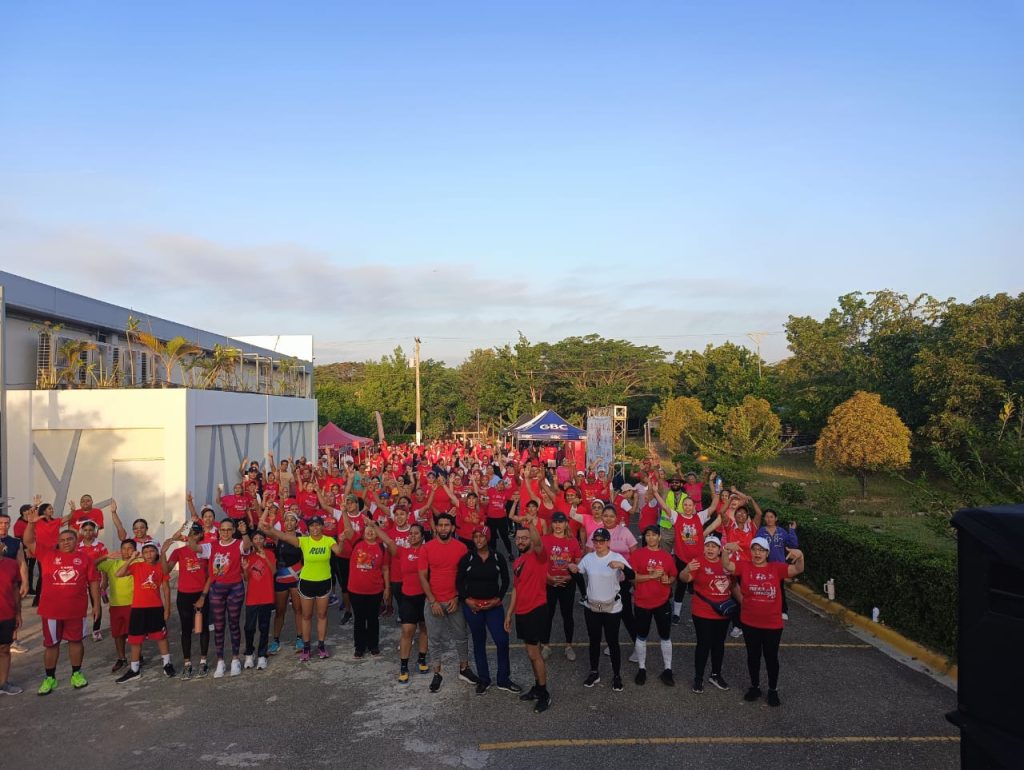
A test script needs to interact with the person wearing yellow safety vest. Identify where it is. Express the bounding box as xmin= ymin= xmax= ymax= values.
xmin=659 ymin=477 xmax=689 ymax=553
